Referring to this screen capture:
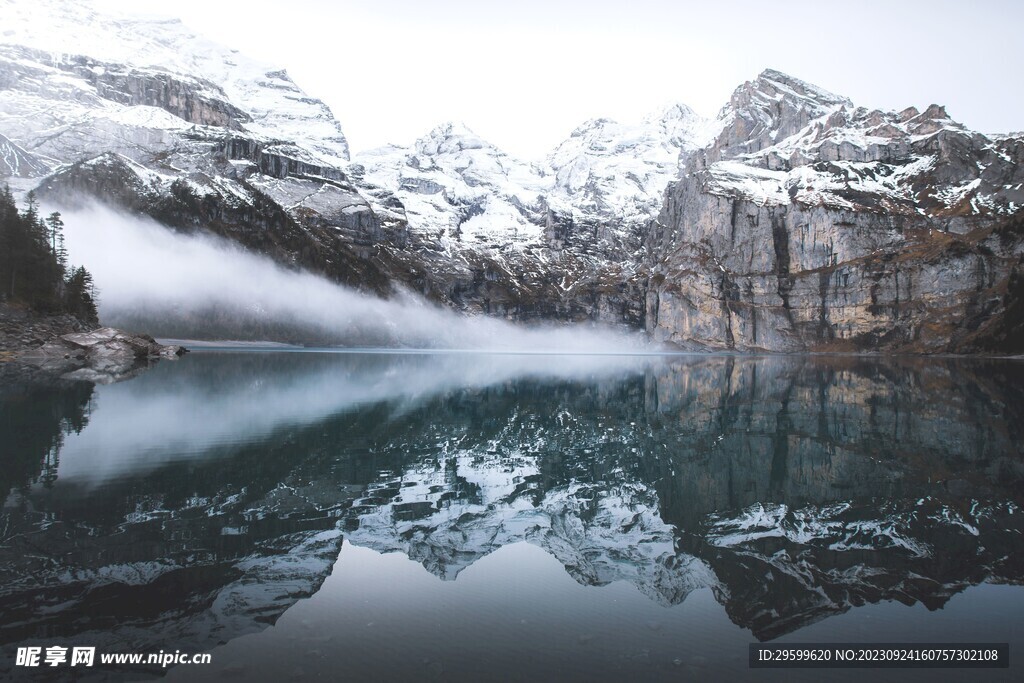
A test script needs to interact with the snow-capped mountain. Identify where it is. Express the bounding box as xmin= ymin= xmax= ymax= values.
xmin=0 ymin=0 xmax=397 ymax=308
xmin=353 ymin=122 xmax=552 ymax=248
xmin=1 ymin=0 xmax=1022 ymax=351
xmin=347 ymin=107 xmax=704 ymax=324
xmin=647 ymin=70 xmax=1024 ymax=352
xmin=0 ymin=0 xmax=689 ymax=329
xmin=0 ymin=0 xmax=350 ymax=164
xmin=548 ymin=103 xmax=716 ymax=223
xmin=353 ymin=102 xmax=714 ymax=252
xmin=697 ymin=69 xmax=1022 ymax=216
